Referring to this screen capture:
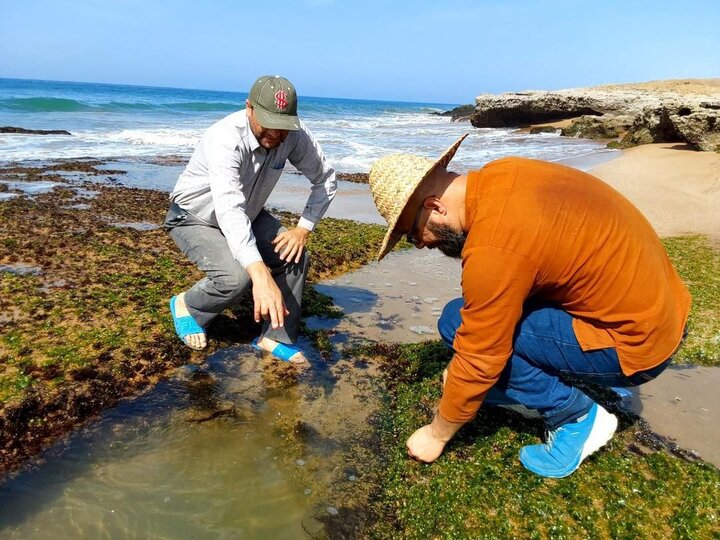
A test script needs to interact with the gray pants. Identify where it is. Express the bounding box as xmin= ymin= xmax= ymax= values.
xmin=164 ymin=203 xmax=309 ymax=344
